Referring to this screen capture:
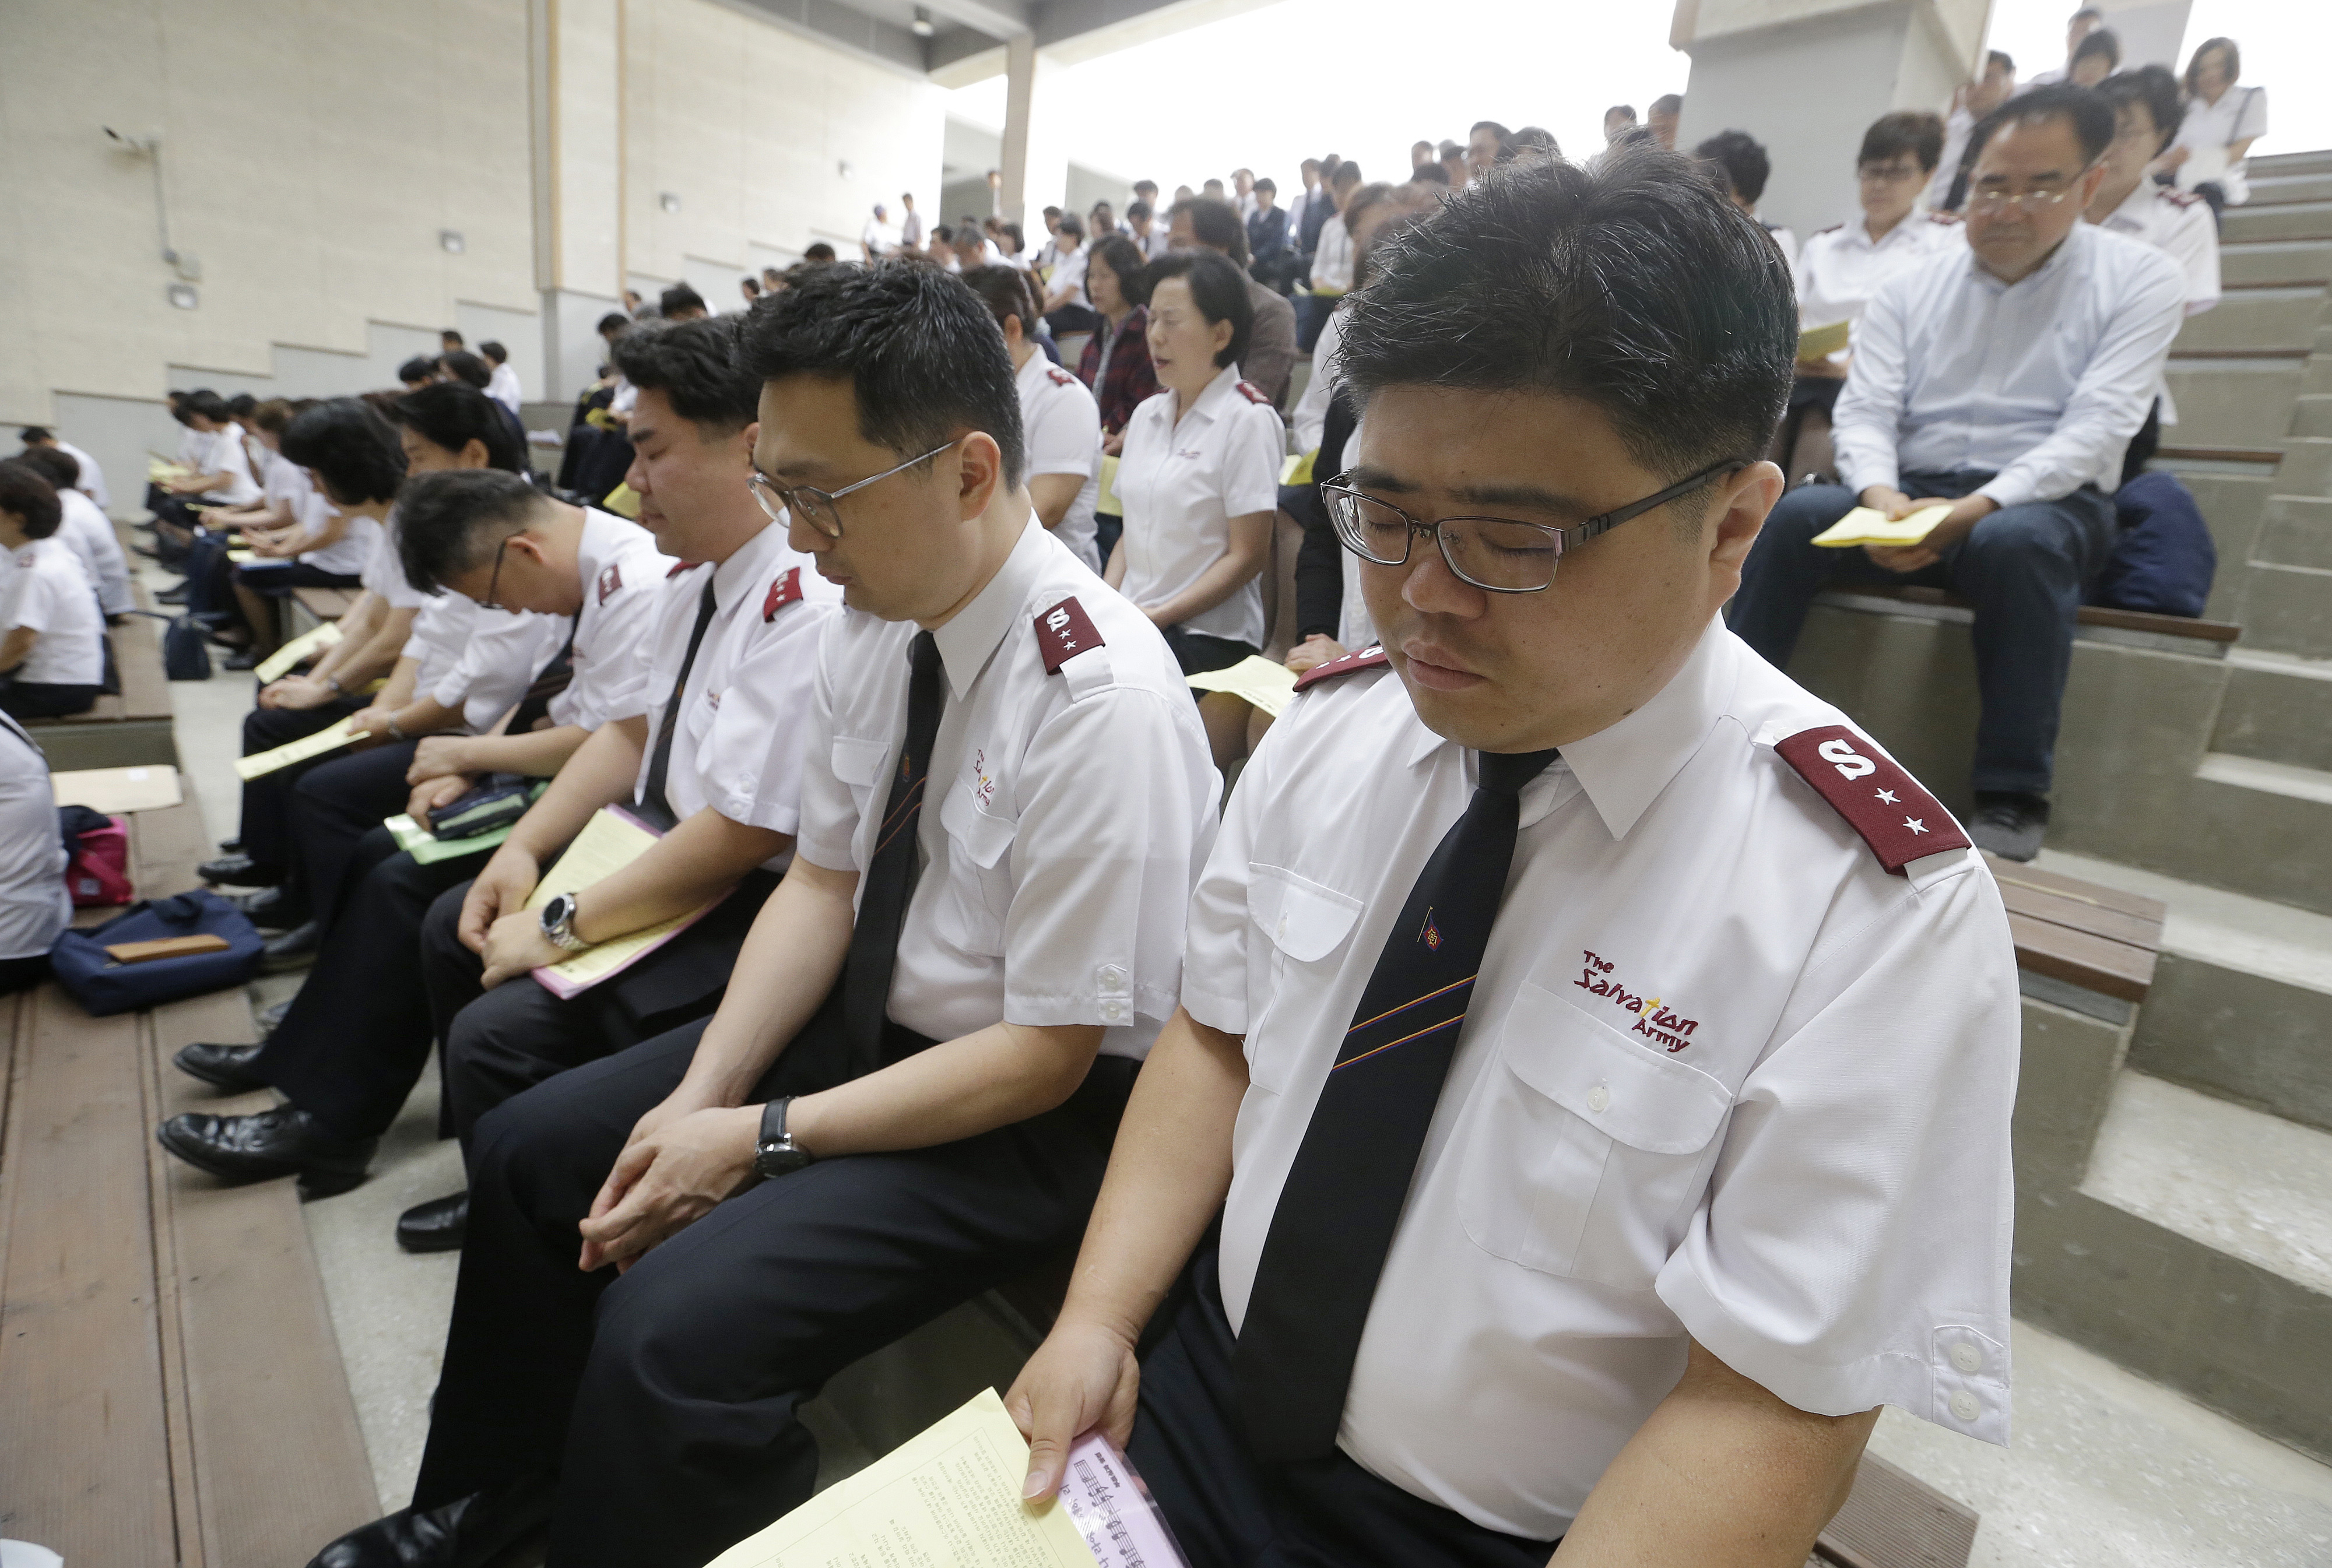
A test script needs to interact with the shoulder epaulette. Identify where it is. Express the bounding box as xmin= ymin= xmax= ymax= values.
xmin=1814 ymin=222 xmax=1845 ymax=235
xmin=1775 ymin=724 xmax=1969 ymax=873
xmin=667 ymin=560 xmax=704 ymax=578
xmin=1236 ymin=380 xmax=1273 ymax=406
xmin=1046 ymin=365 xmax=1079 ymax=388
xmin=596 ymin=562 xmax=624 ymax=604
xmin=1292 ymin=645 xmax=1389 ymax=691
xmin=1034 ymin=596 xmax=1104 ymax=673
xmin=762 ymin=567 xmax=802 ymax=621
xmin=2161 ymin=187 xmax=2205 ymax=210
